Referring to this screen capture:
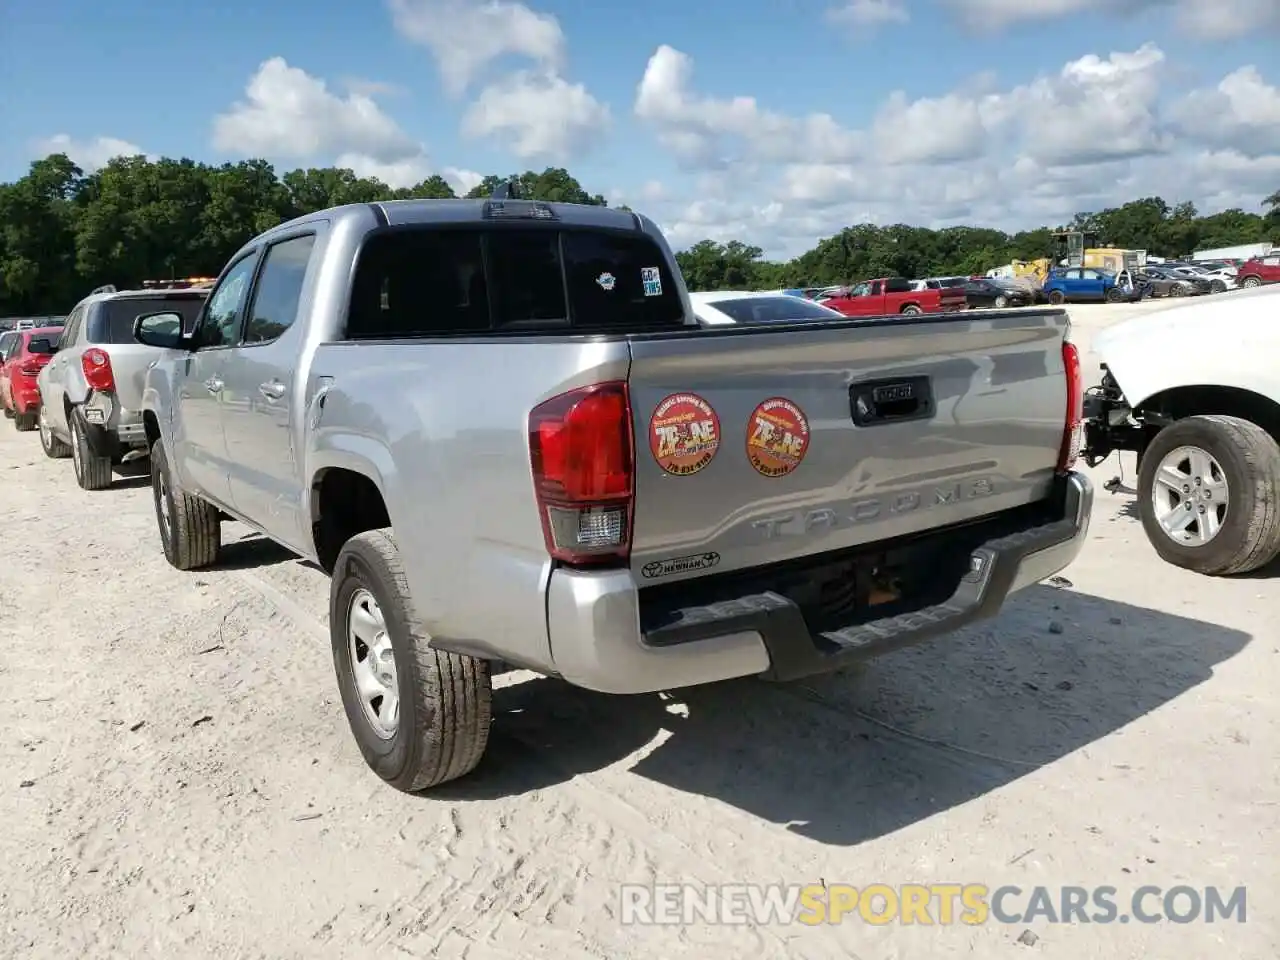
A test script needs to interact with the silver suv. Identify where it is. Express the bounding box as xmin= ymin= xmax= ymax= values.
xmin=36 ymin=282 xmax=209 ymax=489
